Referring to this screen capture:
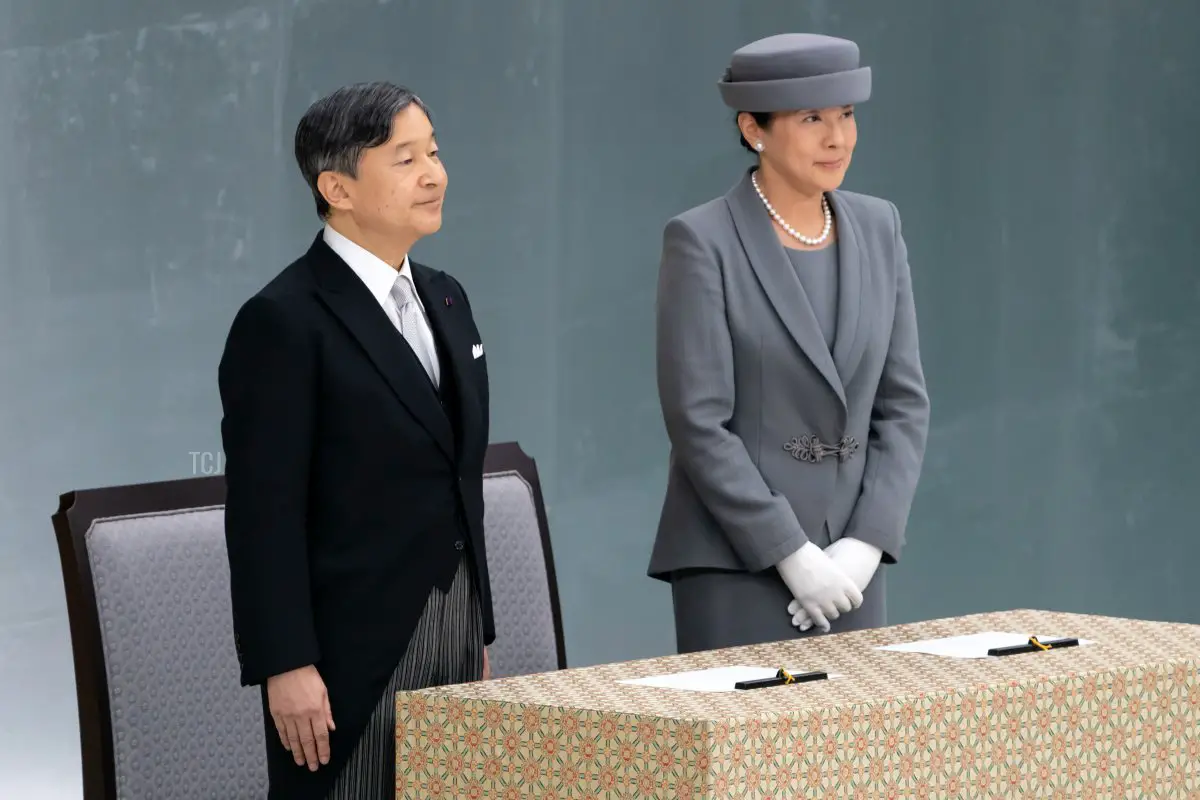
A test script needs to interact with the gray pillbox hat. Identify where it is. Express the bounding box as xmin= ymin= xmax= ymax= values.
xmin=718 ymin=33 xmax=872 ymax=112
